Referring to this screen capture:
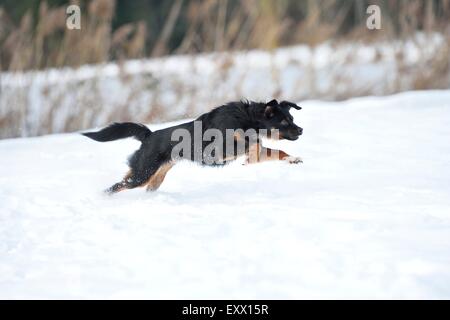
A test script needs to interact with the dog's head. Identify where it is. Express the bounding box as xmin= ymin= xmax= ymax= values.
xmin=258 ymin=99 xmax=303 ymax=141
